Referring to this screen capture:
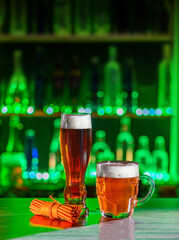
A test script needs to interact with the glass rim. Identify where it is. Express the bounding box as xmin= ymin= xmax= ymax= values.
xmin=97 ymin=161 xmax=139 ymax=166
